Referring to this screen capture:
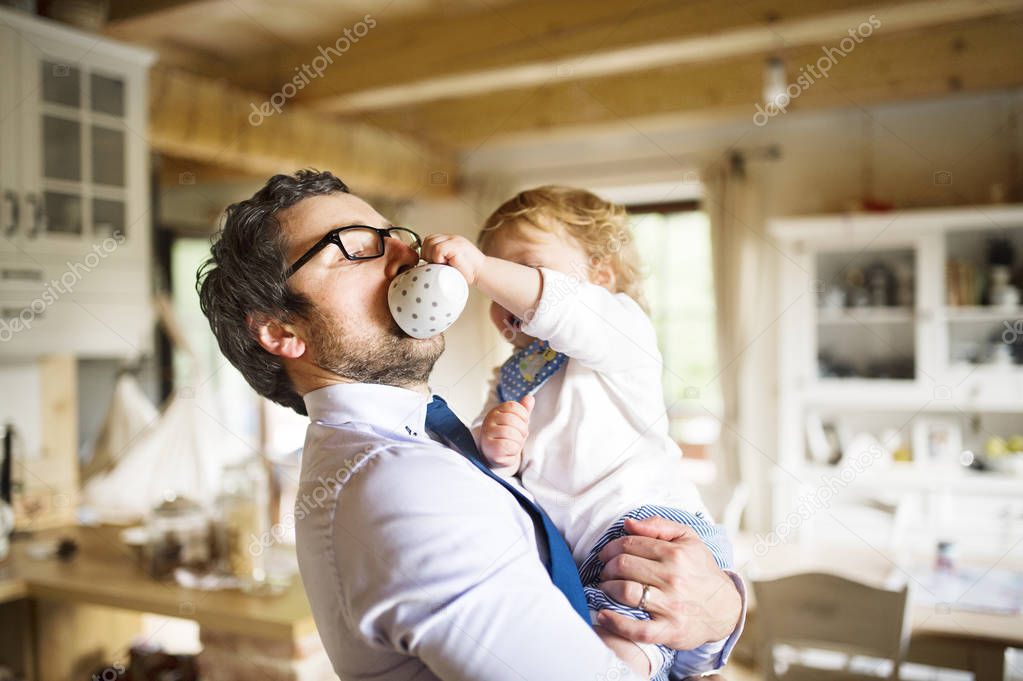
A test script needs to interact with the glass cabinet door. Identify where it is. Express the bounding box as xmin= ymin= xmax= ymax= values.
xmin=0 ymin=24 xmax=20 ymax=253
xmin=39 ymin=60 xmax=84 ymax=240
xmin=89 ymin=71 xmax=128 ymax=236
xmin=30 ymin=50 xmax=130 ymax=251
xmin=815 ymin=247 xmax=918 ymax=381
